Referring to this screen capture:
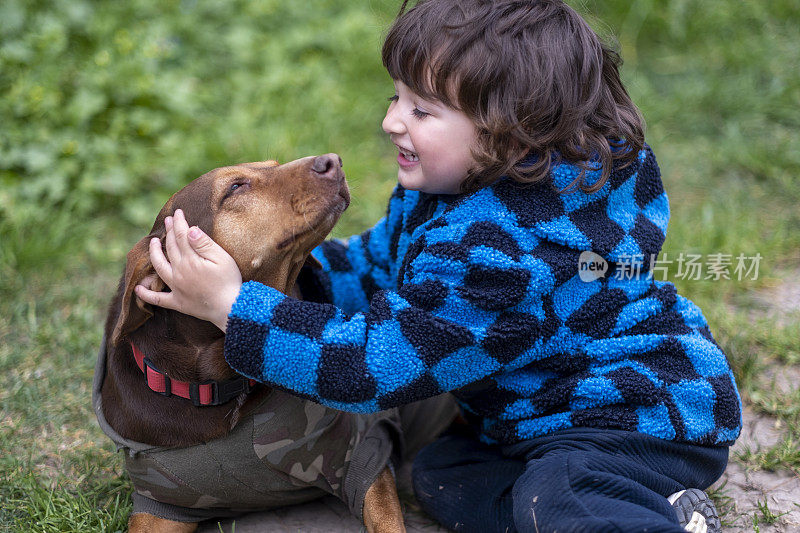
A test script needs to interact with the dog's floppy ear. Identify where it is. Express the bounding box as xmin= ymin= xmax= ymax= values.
xmin=110 ymin=234 xmax=166 ymax=346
